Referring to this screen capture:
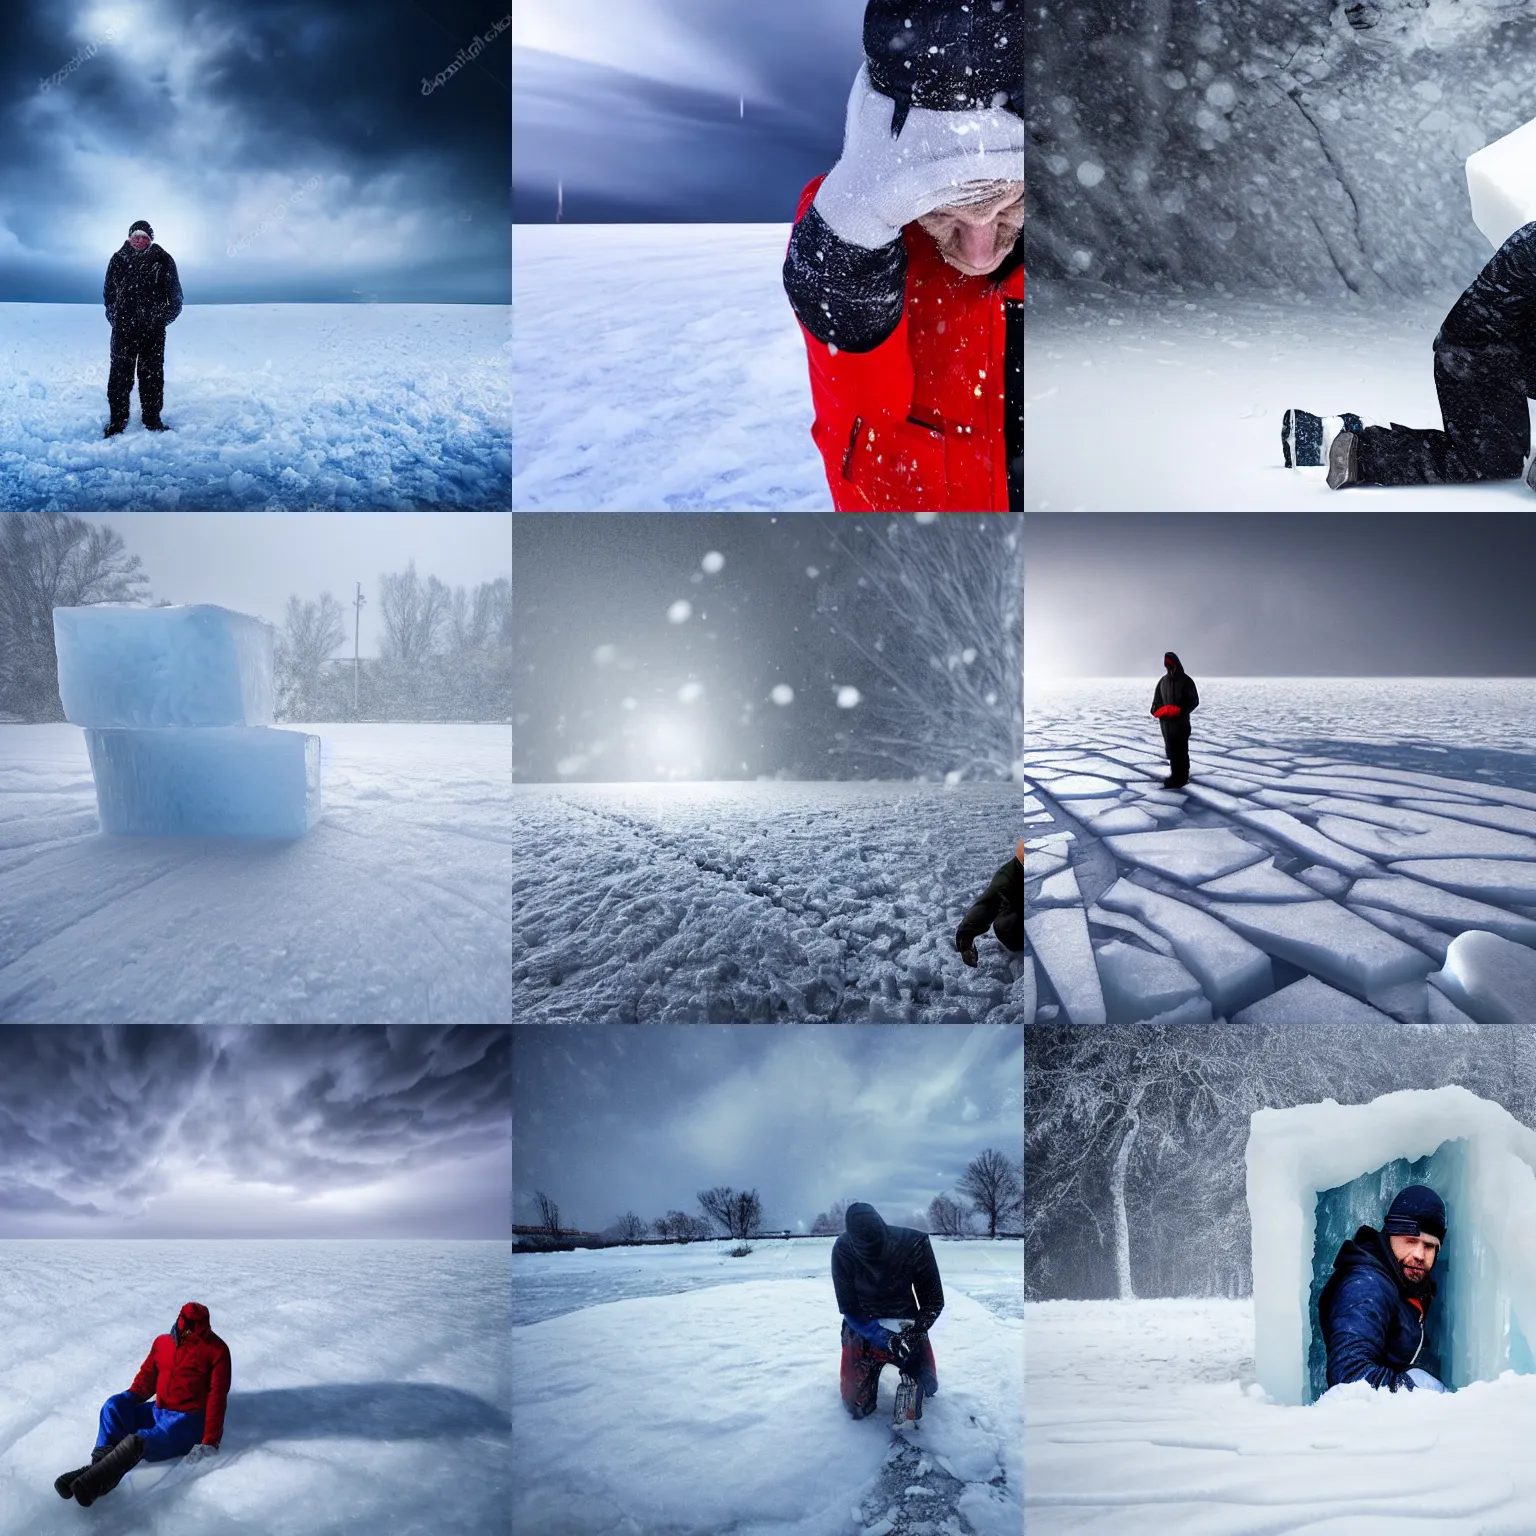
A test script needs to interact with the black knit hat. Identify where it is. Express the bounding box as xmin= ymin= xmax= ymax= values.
xmin=1383 ymin=1185 xmax=1446 ymax=1243
xmin=129 ymin=219 xmax=153 ymax=237
xmin=863 ymin=0 xmax=1024 ymax=134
